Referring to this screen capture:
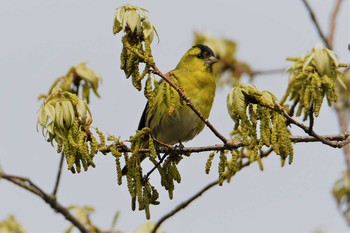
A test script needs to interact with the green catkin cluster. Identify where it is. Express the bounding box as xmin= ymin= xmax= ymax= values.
xmin=120 ymin=34 xmax=154 ymax=92
xmin=232 ymin=105 xmax=264 ymax=170
xmin=141 ymin=183 xmax=160 ymax=219
xmin=159 ymin=74 xmax=184 ymax=117
xmin=125 ymin=128 xmax=166 ymax=219
xmin=110 ymin=146 xmax=123 ymax=185
xmin=205 ymin=152 xmax=216 ymax=174
xmin=61 ymin=119 xmax=97 ymax=173
xmin=160 ymin=80 xmax=176 ymax=117
xmin=142 ymin=186 xmax=151 ymax=219
xmin=144 ymin=73 xmax=155 ymax=107
xmin=156 ymin=155 xmax=182 ymax=200
xmin=126 ymin=154 xmax=143 ymax=212
xmin=56 ymin=143 xmax=63 ymax=153
xmin=227 ymin=85 xmax=294 ymax=172
xmin=222 ymin=150 xmax=240 ymax=183
xmin=95 ymin=128 xmax=106 ymax=147
xmin=148 ymin=137 xmax=157 ymax=158
xmin=271 ymin=114 xmax=294 ymax=166
xmin=258 ymin=106 xmax=272 ymax=147
xmin=285 ymin=68 xmax=337 ymax=120
xmin=282 ymin=45 xmax=345 ymax=120
xmin=228 ymin=150 xmax=238 ymax=174
xmin=126 ymin=156 xmax=162 ymax=219
xmin=218 ymin=152 xmax=228 ymax=186
xmin=168 ymin=87 xmax=176 ymax=116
